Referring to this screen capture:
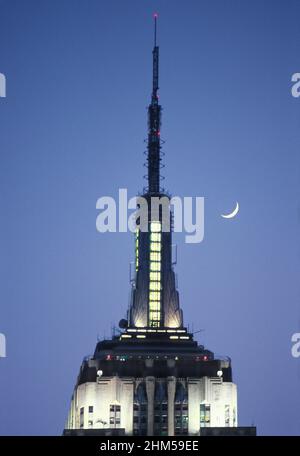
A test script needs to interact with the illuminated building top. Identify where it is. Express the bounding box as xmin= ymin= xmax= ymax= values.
xmin=128 ymin=15 xmax=182 ymax=329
